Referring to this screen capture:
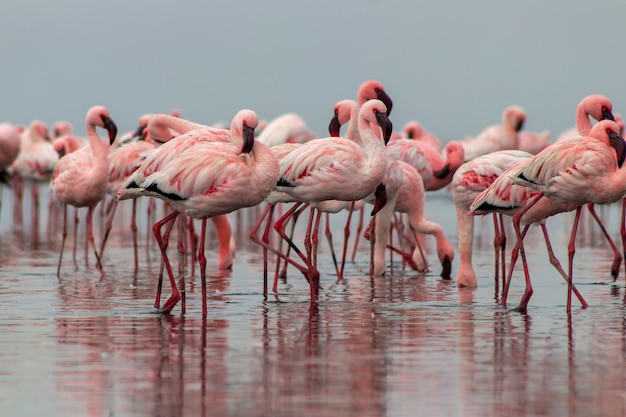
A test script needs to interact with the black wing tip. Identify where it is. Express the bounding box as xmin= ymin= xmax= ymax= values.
xmin=145 ymin=183 xmax=186 ymax=201
xmin=276 ymin=177 xmax=296 ymax=187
